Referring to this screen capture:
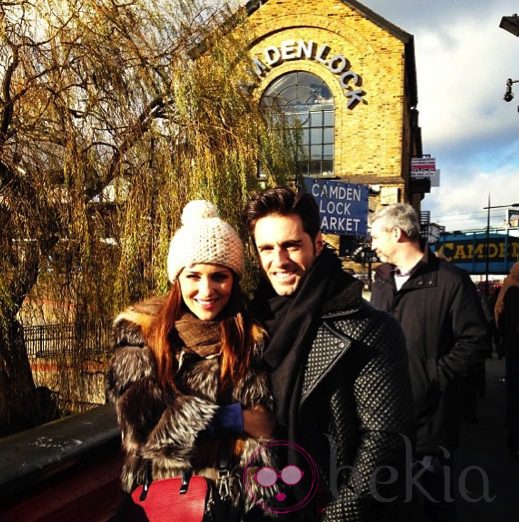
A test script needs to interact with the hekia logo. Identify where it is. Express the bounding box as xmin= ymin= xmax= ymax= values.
xmin=243 ymin=439 xmax=319 ymax=514
xmin=254 ymin=465 xmax=304 ymax=501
